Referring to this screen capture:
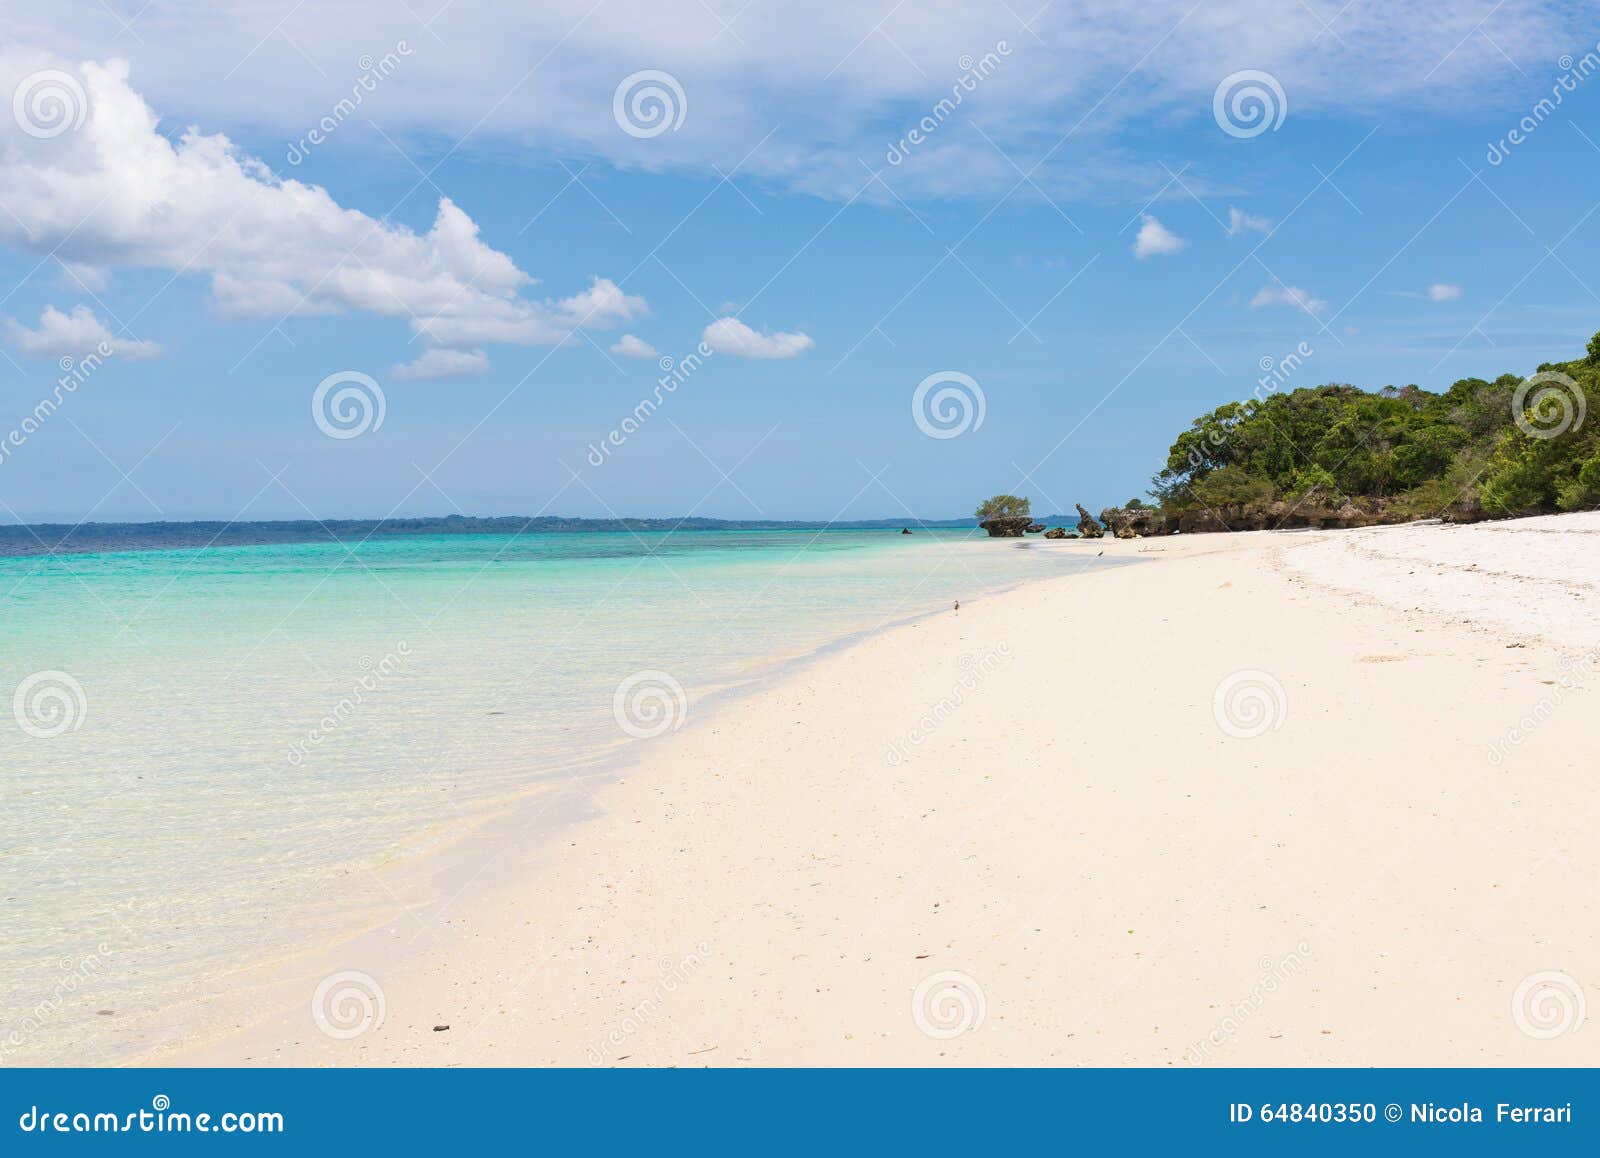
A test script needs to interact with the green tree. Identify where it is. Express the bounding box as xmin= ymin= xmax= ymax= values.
xmin=1191 ymin=466 xmax=1277 ymax=507
xmin=974 ymin=494 xmax=1031 ymax=519
xmin=1146 ymin=330 xmax=1600 ymax=524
